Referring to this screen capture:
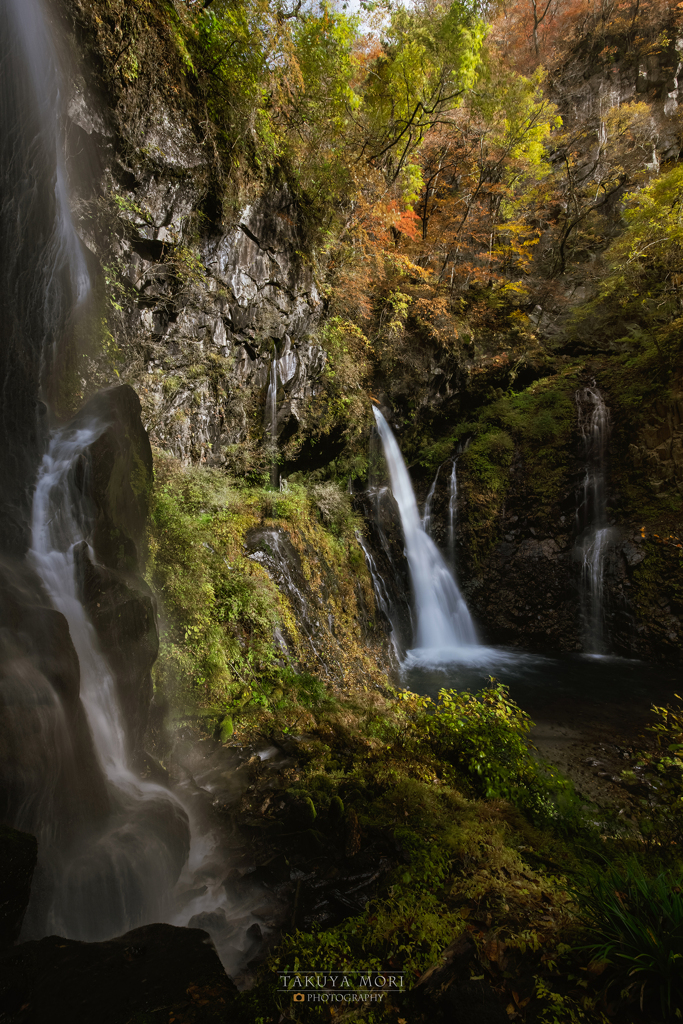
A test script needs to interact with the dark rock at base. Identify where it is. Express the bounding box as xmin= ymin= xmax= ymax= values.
xmin=408 ymin=934 xmax=509 ymax=1024
xmin=0 ymin=825 xmax=37 ymax=948
xmin=69 ymin=385 xmax=159 ymax=753
xmin=0 ymin=923 xmax=238 ymax=1024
